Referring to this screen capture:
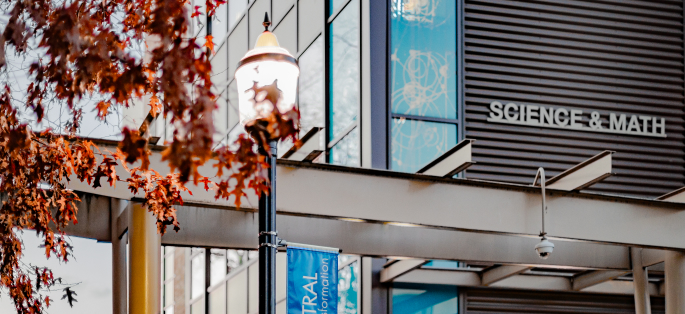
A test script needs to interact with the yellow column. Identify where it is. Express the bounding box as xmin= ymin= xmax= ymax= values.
xmin=129 ymin=203 xmax=161 ymax=314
